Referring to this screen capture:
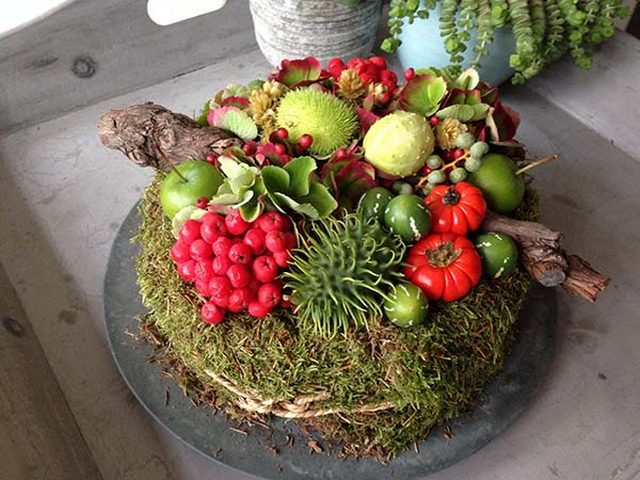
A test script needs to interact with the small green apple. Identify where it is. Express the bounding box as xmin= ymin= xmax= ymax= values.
xmin=467 ymin=153 xmax=525 ymax=214
xmin=159 ymin=160 xmax=224 ymax=218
